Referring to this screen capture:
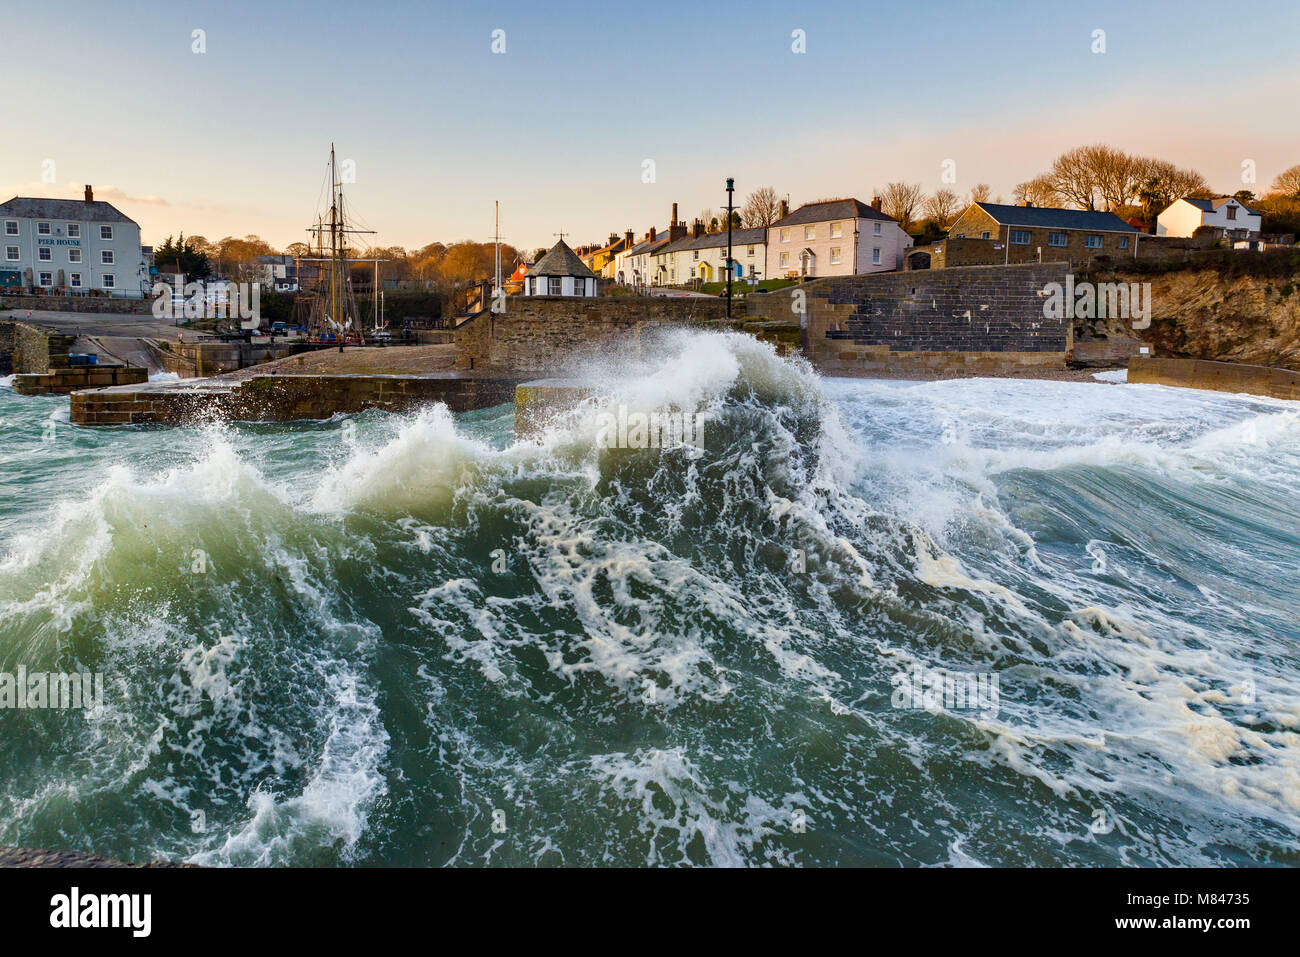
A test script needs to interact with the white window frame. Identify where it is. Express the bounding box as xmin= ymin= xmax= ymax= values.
xmin=39 ymin=272 xmax=52 ymax=286
xmin=37 ymin=221 xmax=51 ymax=235
xmin=101 ymin=249 xmax=115 ymax=264
xmin=38 ymin=247 xmax=52 ymax=261
xmin=4 ymin=245 xmax=18 ymax=261
xmin=100 ymin=225 xmax=114 ymax=240
xmin=804 ymin=226 xmax=815 ymax=240
xmin=780 ymin=228 xmax=790 ymax=243
xmin=547 ymin=276 xmax=562 ymax=295
xmin=980 ymin=230 xmax=991 ymax=240
xmin=573 ymin=278 xmax=585 ymax=295
xmin=67 ymin=223 xmax=80 ymax=238
xmin=70 ymin=273 xmax=82 ymax=288
xmin=68 ymin=248 xmax=82 ymax=263
xmin=873 ymin=222 xmax=882 ymax=237
xmin=829 ymin=247 xmax=841 ymax=265
xmin=3 ymin=221 xmax=16 ymax=236
xmin=872 ymin=247 xmax=881 ymax=265
xmin=830 ymin=222 xmax=842 ymax=239
xmin=779 ymin=252 xmax=789 ymax=267
xmin=102 ymin=274 xmax=115 ymax=289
